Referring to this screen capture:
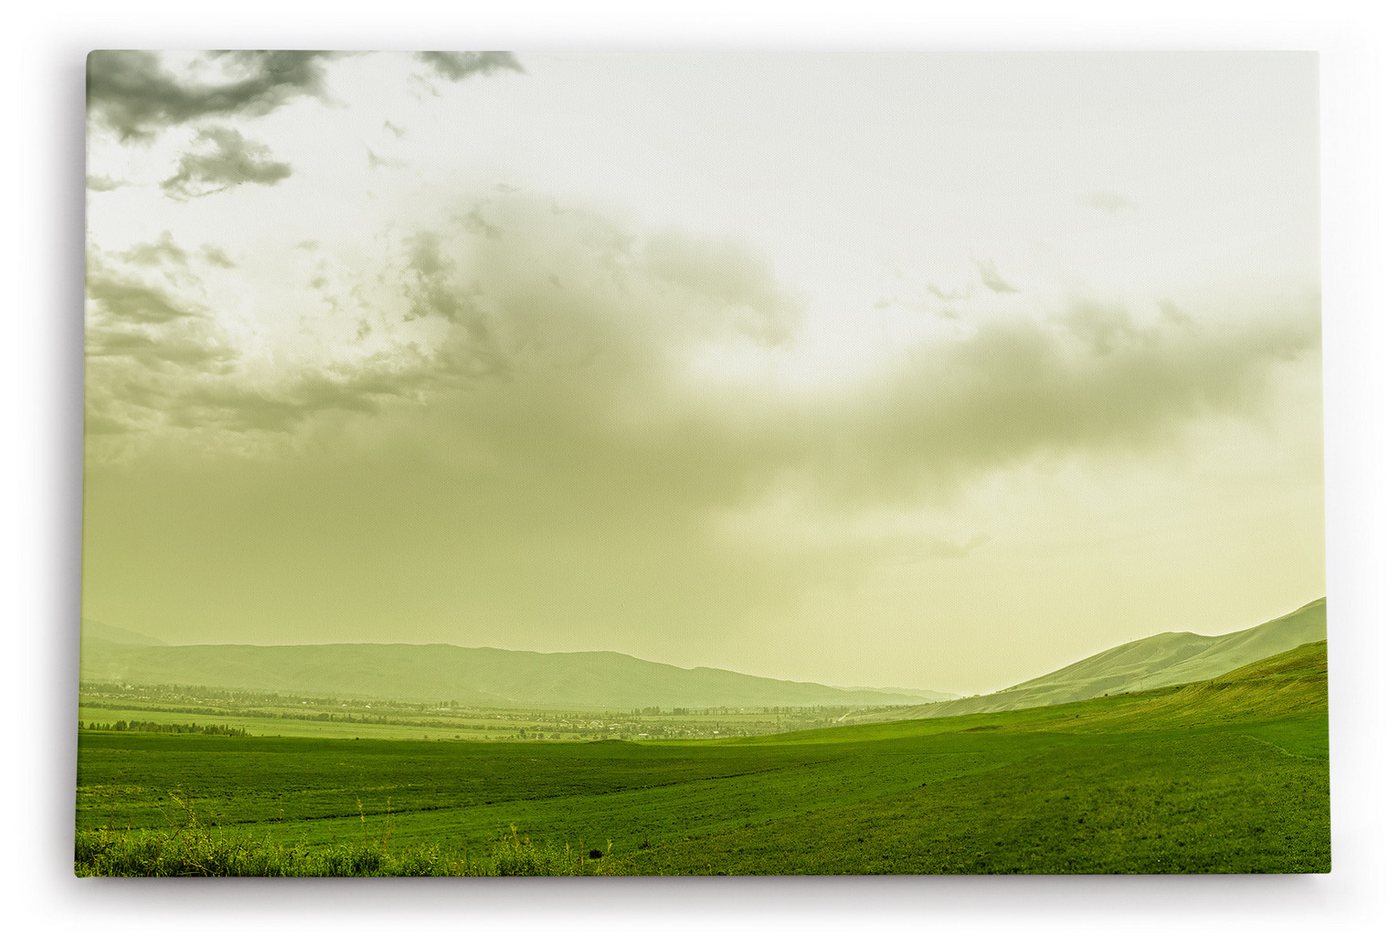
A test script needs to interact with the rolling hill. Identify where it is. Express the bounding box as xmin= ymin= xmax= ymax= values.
xmin=864 ymin=598 xmax=1326 ymax=721
xmin=79 ymin=630 xmax=940 ymax=710
xmin=80 ymin=618 xmax=167 ymax=646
